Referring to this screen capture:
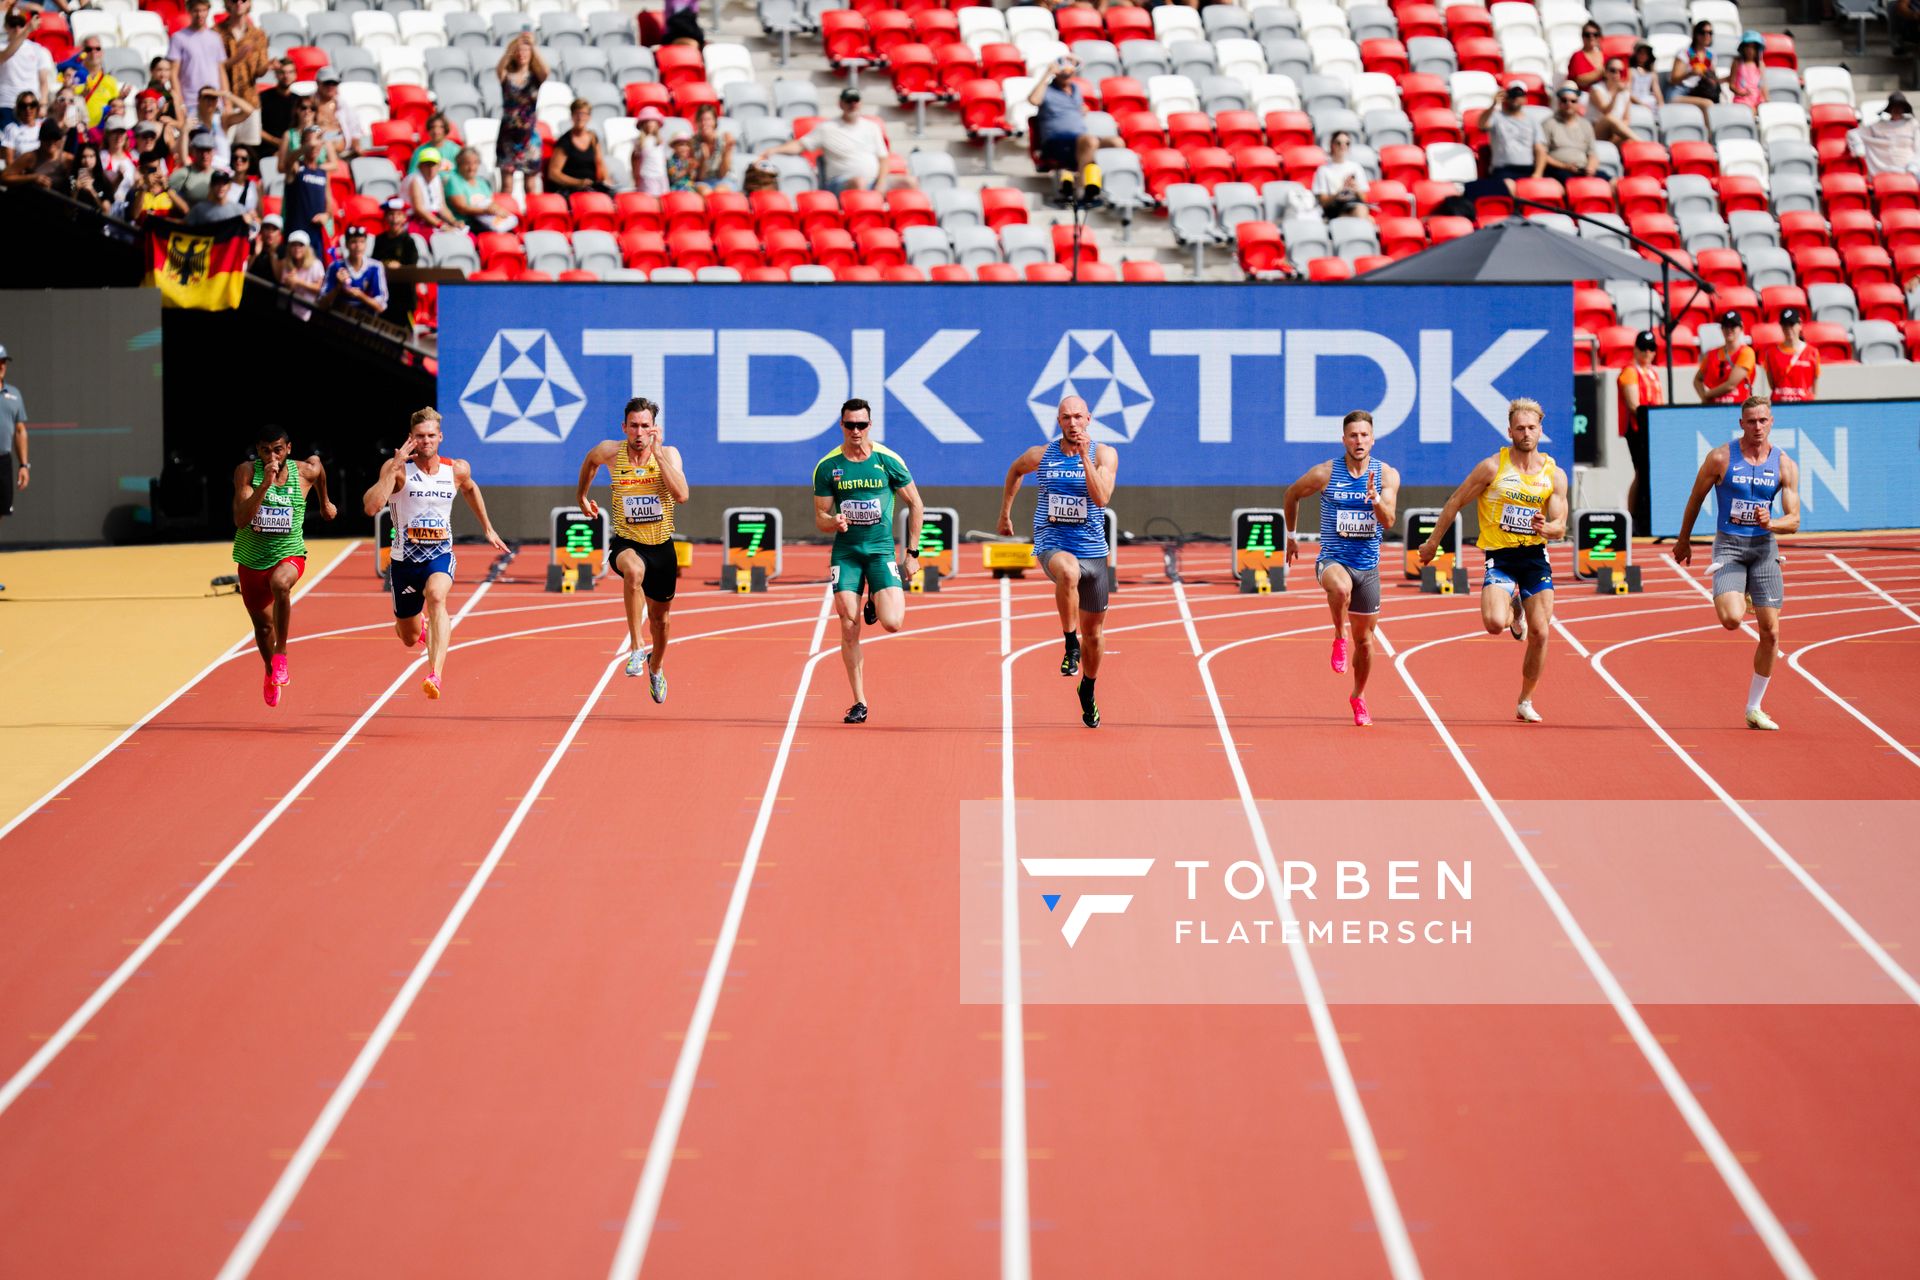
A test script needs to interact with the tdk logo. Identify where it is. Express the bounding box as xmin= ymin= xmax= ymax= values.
xmin=1021 ymin=857 xmax=1155 ymax=947
xmin=459 ymin=330 xmax=588 ymax=443
xmin=1027 ymin=330 xmax=1155 ymax=444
